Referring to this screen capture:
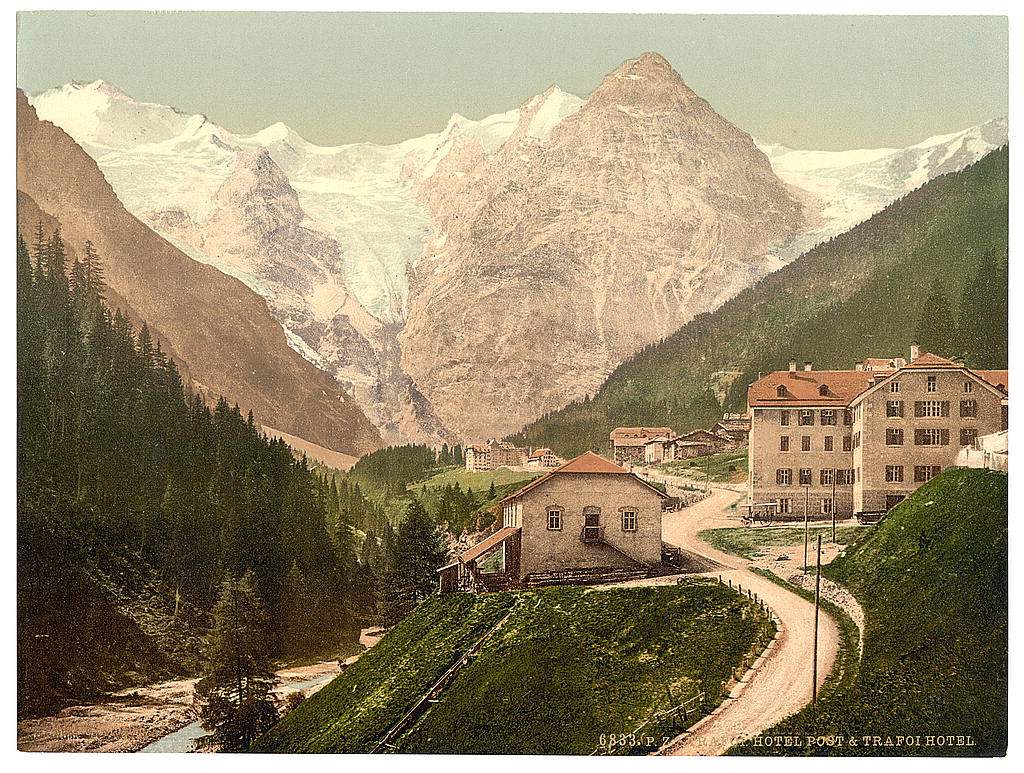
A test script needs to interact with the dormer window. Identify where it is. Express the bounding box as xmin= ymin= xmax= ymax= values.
xmin=818 ymin=384 xmax=829 ymax=396
xmin=776 ymin=385 xmax=788 ymax=397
